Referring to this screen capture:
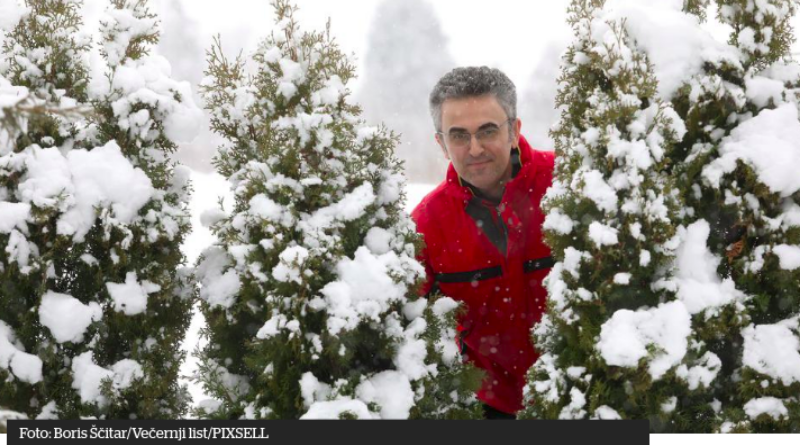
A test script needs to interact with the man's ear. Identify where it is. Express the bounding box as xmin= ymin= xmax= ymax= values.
xmin=435 ymin=133 xmax=450 ymax=160
xmin=513 ymin=118 xmax=522 ymax=147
